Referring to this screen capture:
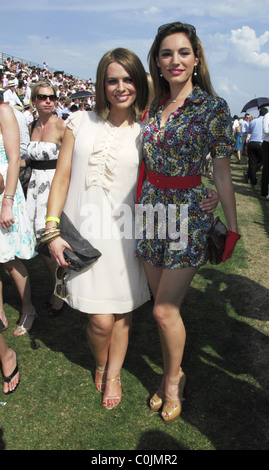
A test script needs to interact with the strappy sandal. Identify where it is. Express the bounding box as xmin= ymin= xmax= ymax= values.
xmin=13 ymin=312 xmax=37 ymax=337
xmin=161 ymin=368 xmax=186 ymax=424
xmin=150 ymin=388 xmax=165 ymax=412
xmin=95 ymin=367 xmax=106 ymax=393
xmin=2 ymin=361 xmax=20 ymax=394
xmin=102 ymin=377 xmax=121 ymax=410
